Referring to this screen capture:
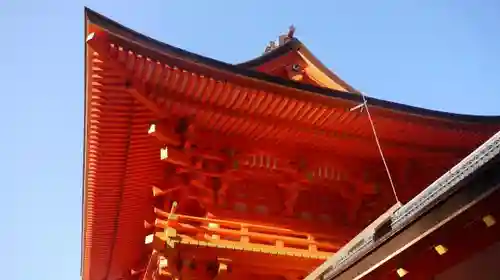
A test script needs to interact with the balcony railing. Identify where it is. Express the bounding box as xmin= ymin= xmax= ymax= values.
xmin=149 ymin=207 xmax=341 ymax=259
